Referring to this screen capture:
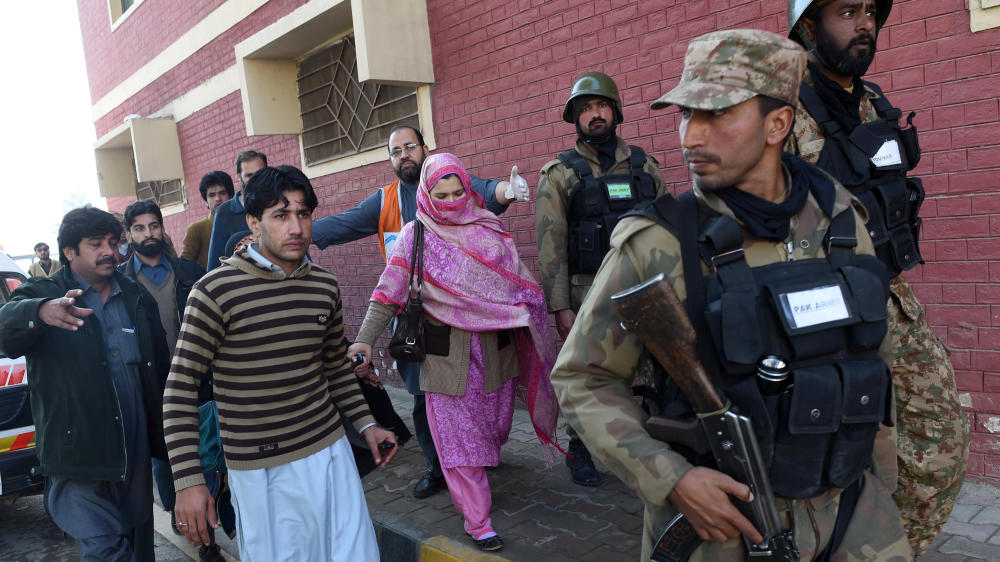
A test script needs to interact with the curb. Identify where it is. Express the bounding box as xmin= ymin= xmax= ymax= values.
xmin=374 ymin=518 xmax=511 ymax=562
